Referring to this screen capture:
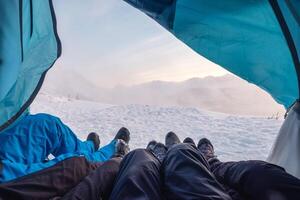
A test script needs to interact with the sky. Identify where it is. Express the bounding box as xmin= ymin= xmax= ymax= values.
xmin=52 ymin=0 xmax=228 ymax=87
